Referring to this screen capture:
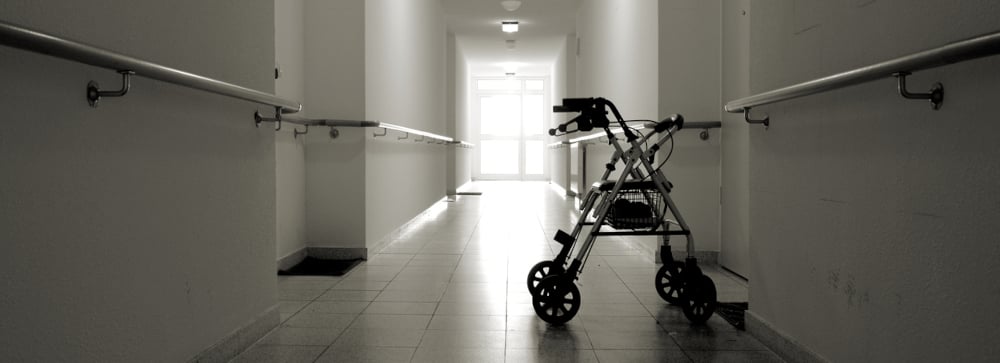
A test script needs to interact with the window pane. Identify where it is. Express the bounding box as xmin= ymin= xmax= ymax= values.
xmin=525 ymin=80 xmax=544 ymax=90
xmin=525 ymin=140 xmax=543 ymax=175
xmin=477 ymin=79 xmax=521 ymax=91
xmin=522 ymin=94 xmax=543 ymax=136
xmin=480 ymin=95 xmax=521 ymax=136
xmin=481 ymin=140 xmax=519 ymax=175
